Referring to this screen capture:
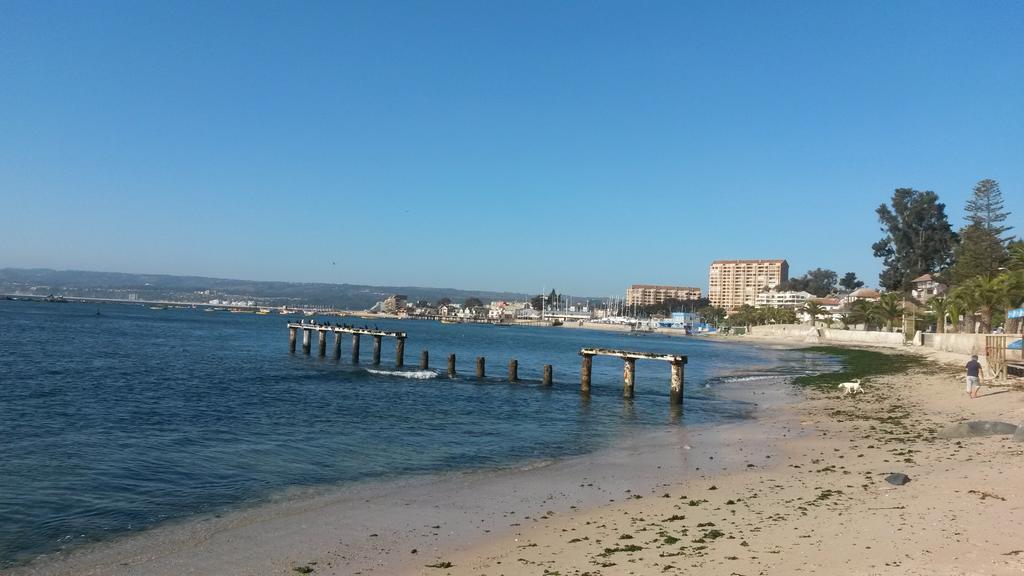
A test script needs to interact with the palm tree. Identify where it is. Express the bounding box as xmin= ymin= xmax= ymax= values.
xmin=871 ymin=293 xmax=903 ymax=332
xmin=963 ymin=275 xmax=1008 ymax=333
xmin=927 ymin=296 xmax=949 ymax=334
xmin=1008 ymin=243 xmax=1024 ymax=271
xmin=800 ymin=301 xmax=826 ymax=327
xmin=1003 ymin=270 xmax=1024 ymax=309
xmin=947 ymin=286 xmax=976 ymax=333
xmin=838 ymin=313 xmax=853 ymax=329
xmin=848 ymin=299 xmax=873 ymax=330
